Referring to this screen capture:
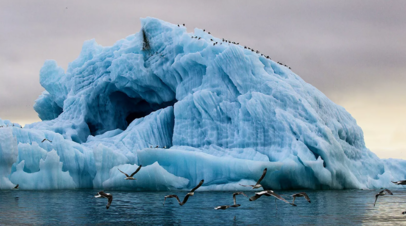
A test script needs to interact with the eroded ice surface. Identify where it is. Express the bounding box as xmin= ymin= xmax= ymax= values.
xmin=1 ymin=17 xmax=405 ymax=190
